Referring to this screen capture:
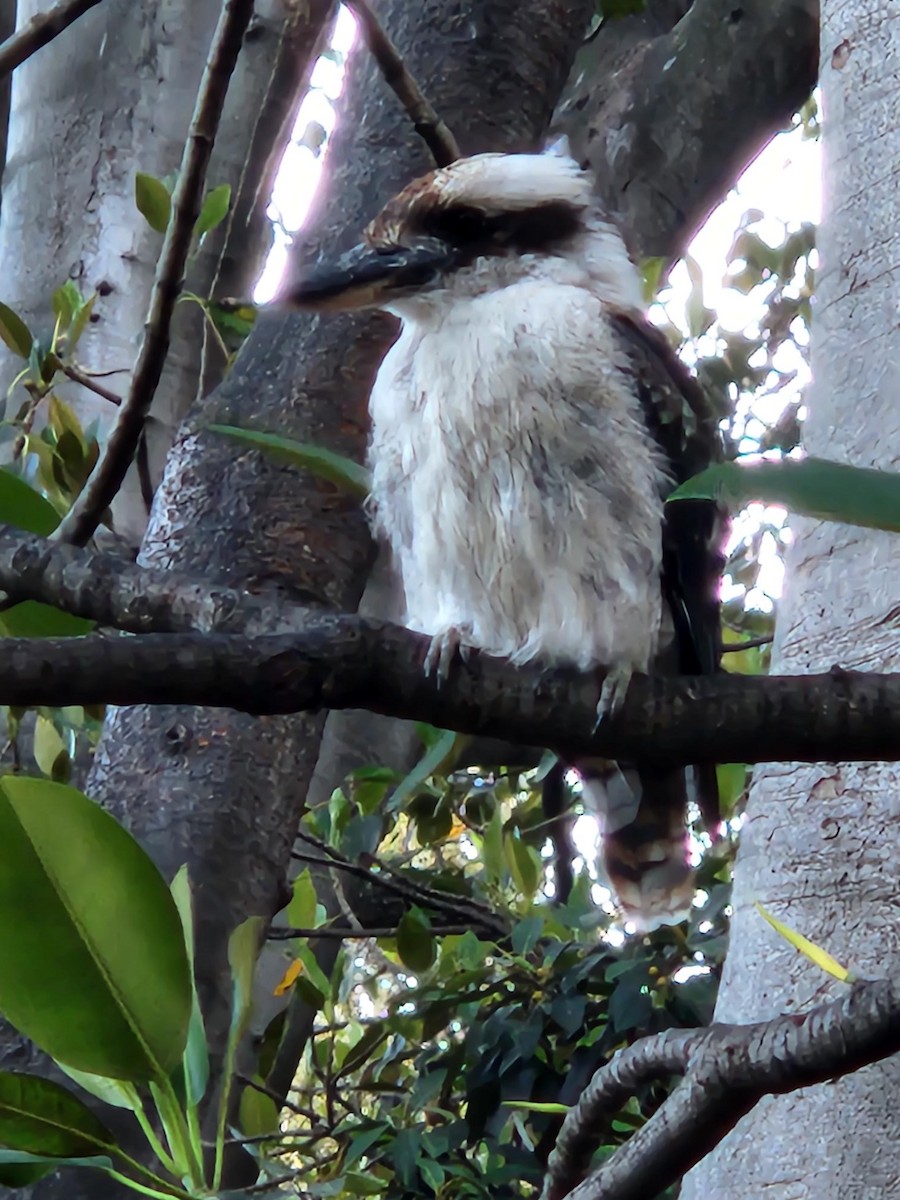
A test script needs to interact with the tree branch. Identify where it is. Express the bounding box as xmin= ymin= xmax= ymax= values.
xmin=543 ymin=979 xmax=900 ymax=1200
xmin=1 ymin=625 xmax=900 ymax=767
xmin=54 ymin=0 xmax=257 ymax=546
xmin=342 ymin=0 xmax=460 ymax=166
xmin=0 ymin=0 xmax=105 ymax=82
